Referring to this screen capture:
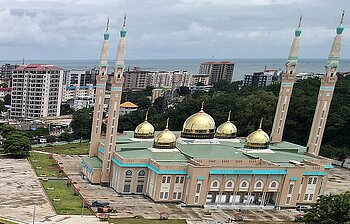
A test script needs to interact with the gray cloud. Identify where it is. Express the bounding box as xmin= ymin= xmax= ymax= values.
xmin=0 ymin=0 xmax=348 ymax=60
